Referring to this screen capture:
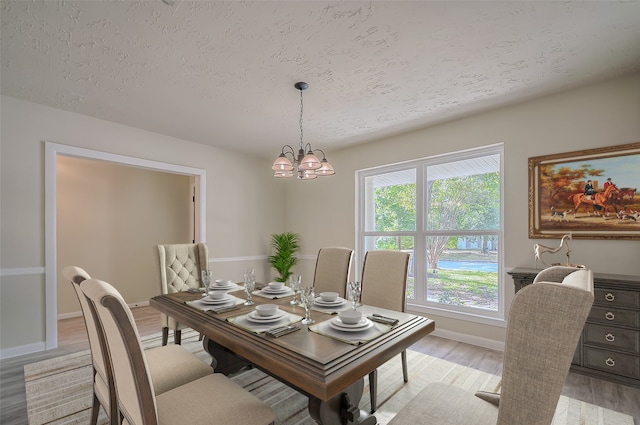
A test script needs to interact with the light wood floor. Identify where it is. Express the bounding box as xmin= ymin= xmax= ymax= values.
xmin=2 ymin=306 xmax=639 ymax=424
